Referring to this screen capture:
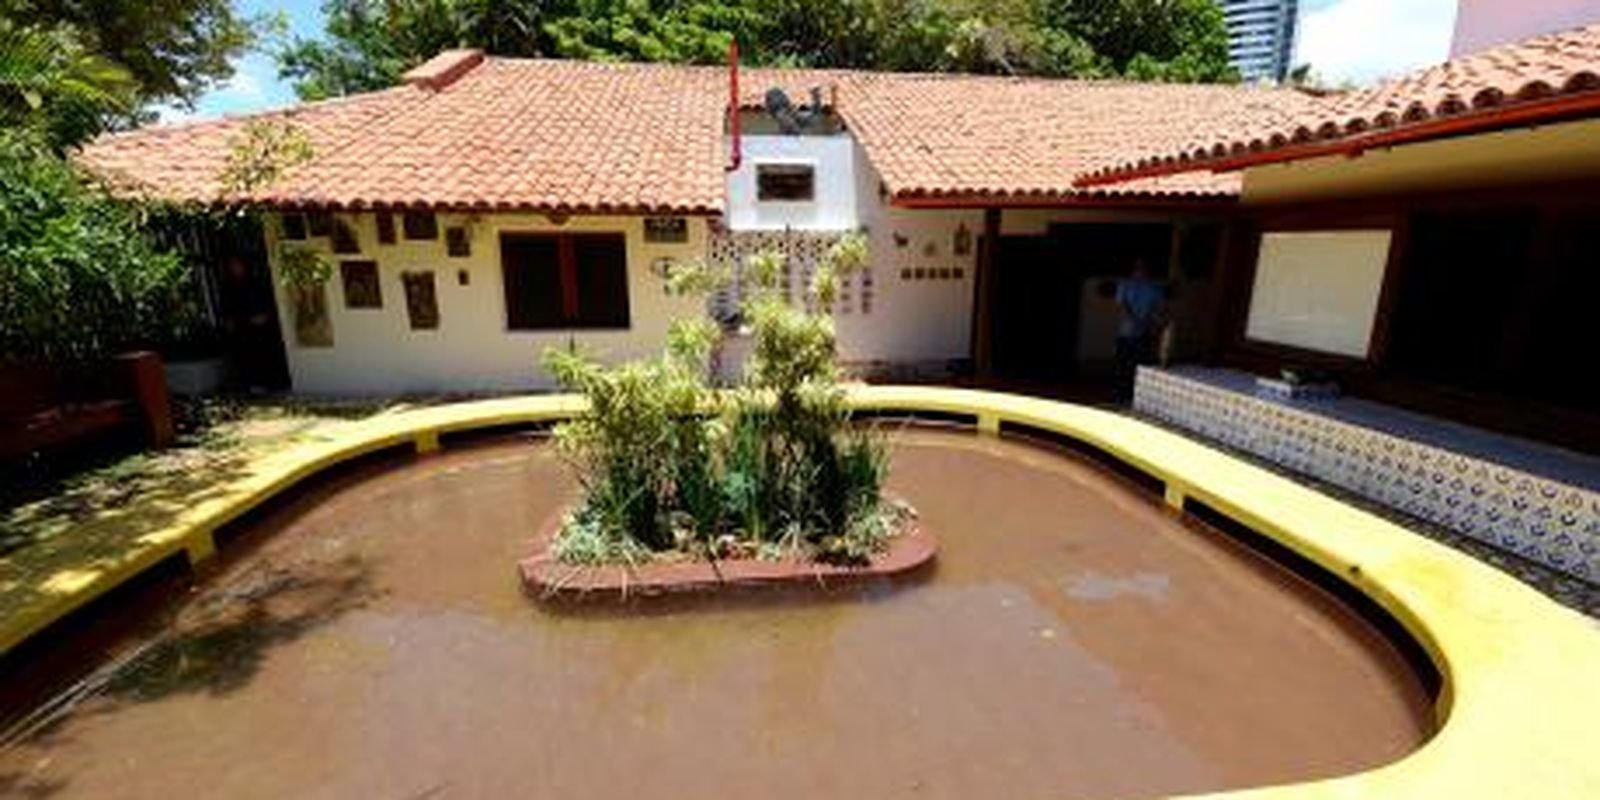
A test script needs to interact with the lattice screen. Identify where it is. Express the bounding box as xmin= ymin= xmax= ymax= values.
xmin=706 ymin=230 xmax=873 ymax=319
